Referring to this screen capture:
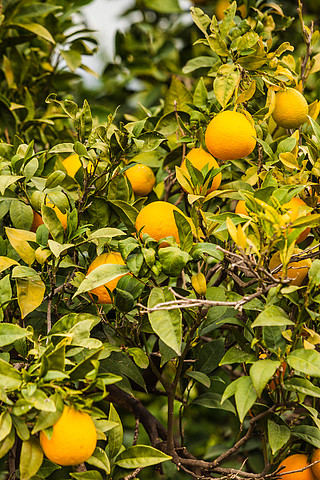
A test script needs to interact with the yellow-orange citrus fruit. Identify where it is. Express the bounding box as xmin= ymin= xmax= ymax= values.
xmin=31 ymin=210 xmax=44 ymax=232
xmin=125 ymin=164 xmax=156 ymax=196
xmin=181 ymin=148 xmax=221 ymax=193
xmin=272 ymin=88 xmax=308 ymax=129
xmin=269 ymin=248 xmax=312 ymax=286
xmin=31 ymin=205 xmax=68 ymax=231
xmin=235 ymin=200 xmax=248 ymax=215
xmin=311 ymin=449 xmax=320 ymax=479
xmin=63 ymin=154 xmax=82 ymax=177
xmin=282 ymin=197 xmax=311 ymax=243
xmin=86 ymin=252 xmax=127 ymax=304
xmin=205 ymin=111 xmax=256 ymax=161
xmin=277 ymin=454 xmax=314 ymax=480
xmin=215 ymin=0 xmax=231 ymax=20
xmin=269 ymin=361 xmax=287 ymax=392
xmin=135 ymin=201 xmax=184 ymax=245
xmin=63 ymin=154 xmax=94 ymax=177
xmin=40 ymin=405 xmax=97 ymax=466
